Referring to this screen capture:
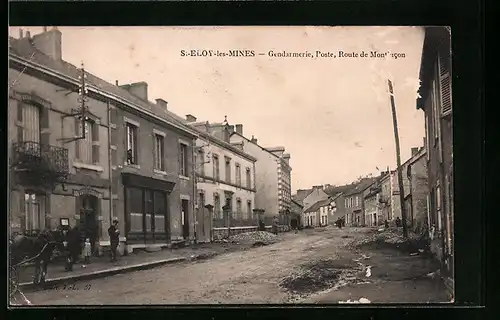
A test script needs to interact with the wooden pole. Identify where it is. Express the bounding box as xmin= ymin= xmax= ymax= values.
xmin=388 ymin=79 xmax=409 ymax=238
